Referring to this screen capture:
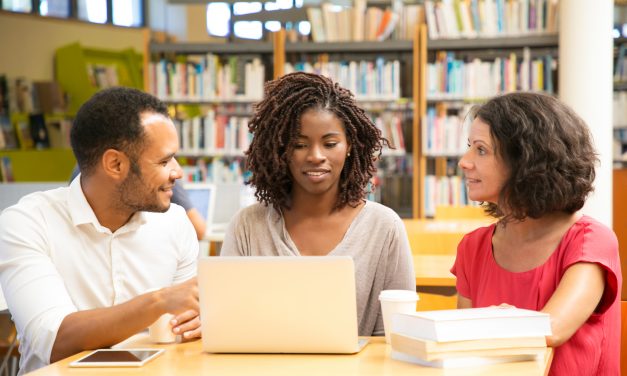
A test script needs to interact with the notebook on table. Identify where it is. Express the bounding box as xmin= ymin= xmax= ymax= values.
xmin=198 ymin=256 xmax=369 ymax=354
